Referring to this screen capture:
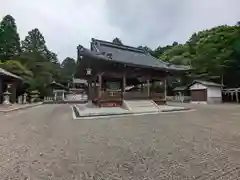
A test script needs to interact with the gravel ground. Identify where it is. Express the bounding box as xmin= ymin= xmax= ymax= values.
xmin=1 ymin=104 xmax=240 ymax=179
